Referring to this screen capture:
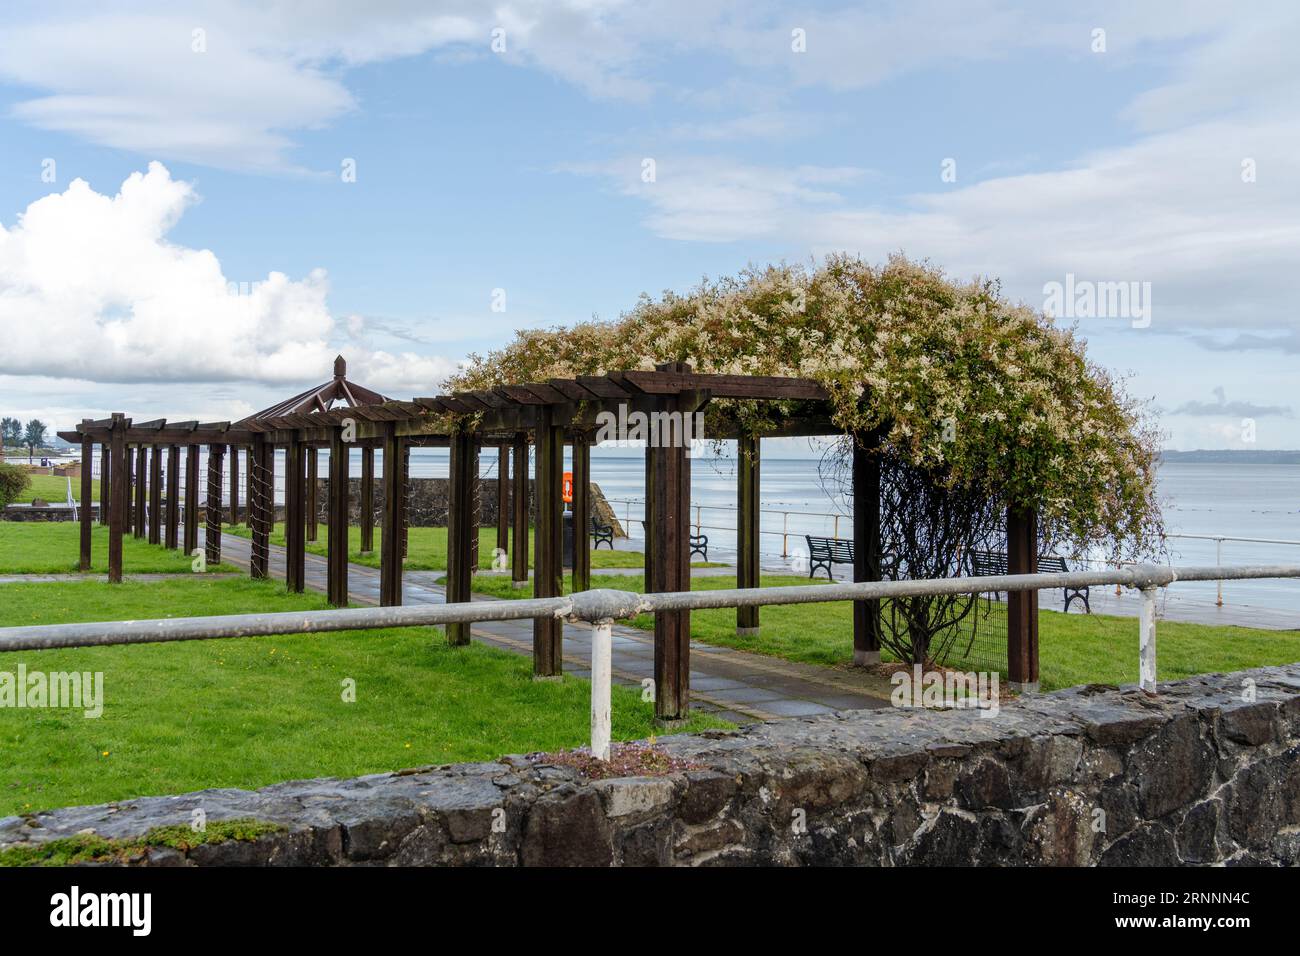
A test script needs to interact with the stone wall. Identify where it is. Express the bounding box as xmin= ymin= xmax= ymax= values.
xmin=3 ymin=665 xmax=1297 ymax=866
xmin=309 ymin=478 xmax=625 ymax=536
